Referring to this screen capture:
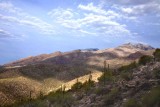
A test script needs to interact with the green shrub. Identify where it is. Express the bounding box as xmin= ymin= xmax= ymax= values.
xmin=118 ymin=62 xmax=137 ymax=72
xmin=142 ymin=86 xmax=160 ymax=107
xmin=123 ymin=98 xmax=141 ymax=107
xmin=47 ymin=90 xmax=74 ymax=107
xmin=12 ymin=97 xmax=46 ymax=107
xmin=118 ymin=62 xmax=136 ymax=81
xmin=153 ymin=48 xmax=160 ymax=61
xmin=98 ymin=70 xmax=114 ymax=84
xmin=12 ymin=87 xmax=74 ymax=107
xmin=138 ymin=55 xmax=152 ymax=65
xmin=82 ymin=79 xmax=95 ymax=92
xmin=120 ymin=71 xmax=133 ymax=81
xmin=0 ymin=66 xmax=4 ymax=72
xmin=103 ymin=88 xmax=119 ymax=105
xmin=39 ymin=91 xmax=44 ymax=100
xmin=71 ymin=81 xmax=83 ymax=90
xmin=153 ymin=68 xmax=160 ymax=79
xmin=94 ymin=87 xmax=110 ymax=95
xmin=28 ymin=99 xmax=46 ymax=107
